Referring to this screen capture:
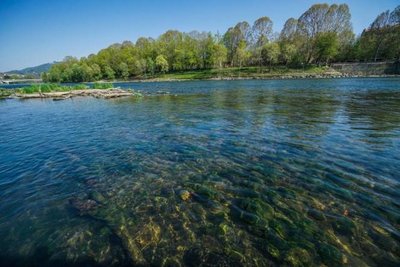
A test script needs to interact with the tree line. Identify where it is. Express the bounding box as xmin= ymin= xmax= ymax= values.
xmin=43 ymin=3 xmax=400 ymax=82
